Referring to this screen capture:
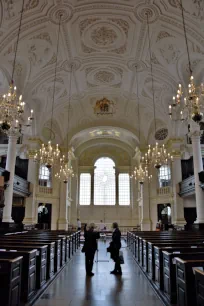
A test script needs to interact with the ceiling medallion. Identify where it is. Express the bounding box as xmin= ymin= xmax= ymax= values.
xmin=91 ymin=26 xmax=118 ymax=46
xmin=49 ymin=4 xmax=73 ymax=24
xmin=135 ymin=4 xmax=160 ymax=24
xmin=94 ymin=97 xmax=116 ymax=116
